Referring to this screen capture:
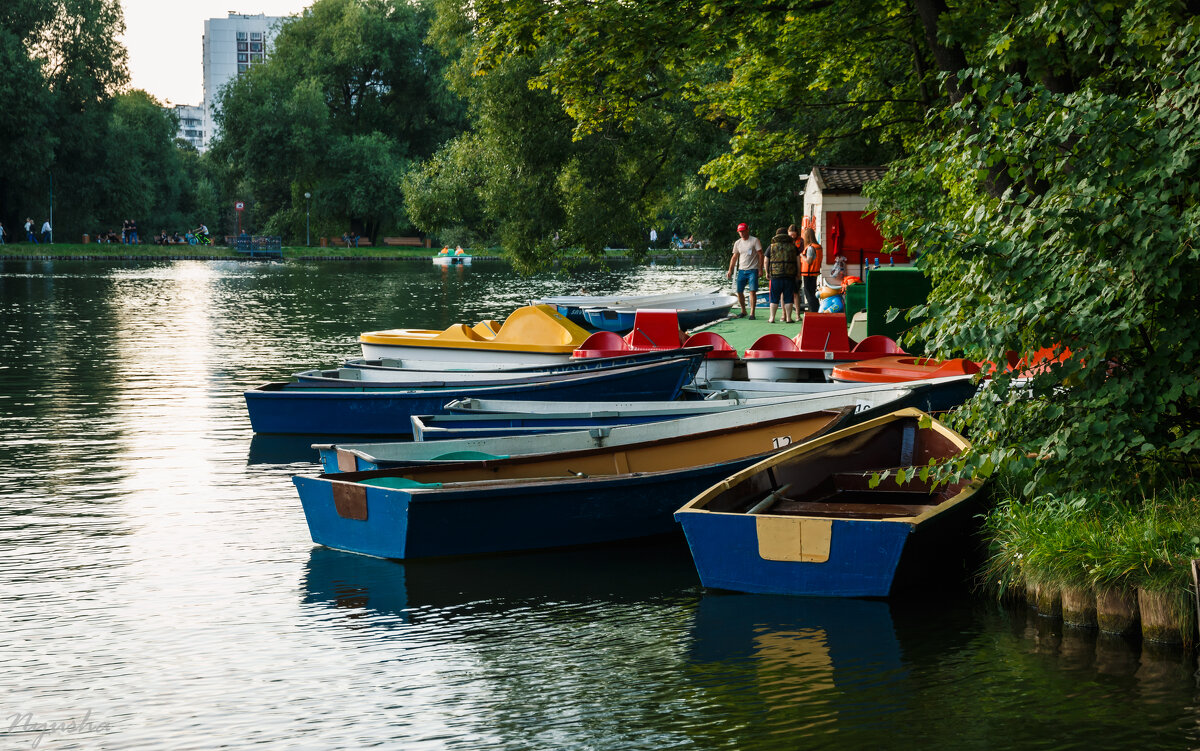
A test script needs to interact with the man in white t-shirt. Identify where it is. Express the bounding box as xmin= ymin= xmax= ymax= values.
xmin=725 ymin=222 xmax=763 ymax=319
